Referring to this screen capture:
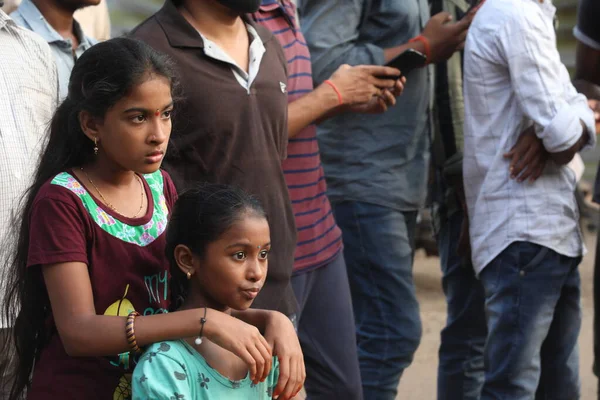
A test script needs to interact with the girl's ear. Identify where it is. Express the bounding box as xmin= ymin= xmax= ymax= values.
xmin=79 ymin=110 xmax=102 ymax=144
xmin=174 ymin=244 xmax=195 ymax=277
